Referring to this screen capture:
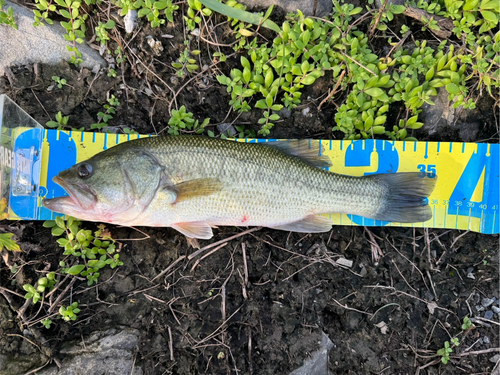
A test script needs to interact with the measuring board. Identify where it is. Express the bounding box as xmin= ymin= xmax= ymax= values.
xmin=1 ymin=94 xmax=498 ymax=234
